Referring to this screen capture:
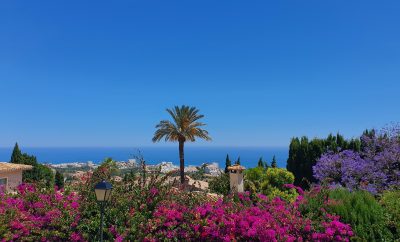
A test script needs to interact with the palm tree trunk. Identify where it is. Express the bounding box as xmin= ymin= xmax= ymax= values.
xmin=179 ymin=140 xmax=185 ymax=184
